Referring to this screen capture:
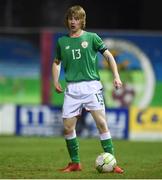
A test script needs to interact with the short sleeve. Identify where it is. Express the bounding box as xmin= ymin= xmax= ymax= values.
xmin=93 ymin=33 xmax=106 ymax=52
